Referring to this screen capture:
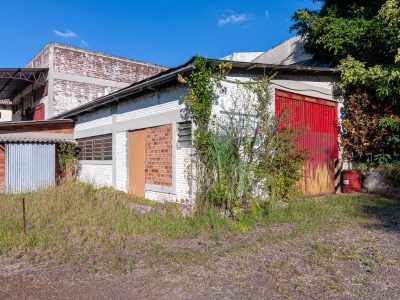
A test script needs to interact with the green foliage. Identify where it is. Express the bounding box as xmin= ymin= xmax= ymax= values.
xmin=57 ymin=143 xmax=78 ymax=173
xmin=291 ymin=1 xmax=400 ymax=164
xmin=183 ymin=58 xmax=307 ymax=214
xmin=291 ymin=0 xmax=400 ymax=67
xmin=255 ymin=127 xmax=307 ymax=201
xmin=182 ymin=56 xmax=232 ymax=162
